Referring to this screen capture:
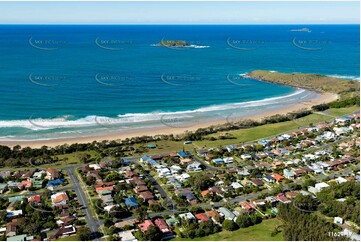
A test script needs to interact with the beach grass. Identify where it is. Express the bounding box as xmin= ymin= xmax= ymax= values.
xmin=173 ymin=218 xmax=283 ymax=241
